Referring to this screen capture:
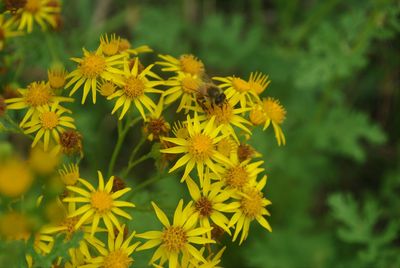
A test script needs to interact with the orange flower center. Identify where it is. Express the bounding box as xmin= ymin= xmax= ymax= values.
xmin=123 ymin=77 xmax=145 ymax=99
xmin=263 ymin=98 xmax=286 ymax=124
xmin=232 ymin=77 xmax=250 ymax=92
xmin=101 ymin=39 xmax=120 ymax=56
xmin=40 ymin=111 xmax=59 ymax=129
xmin=181 ymin=75 xmax=201 ymax=94
xmin=79 ymin=54 xmax=106 ymax=79
xmin=103 ymin=249 xmax=132 ymax=268
xmin=91 ymin=191 xmax=113 ymax=213
xmin=240 ymin=188 xmax=264 ymax=219
xmin=100 ymin=81 xmax=117 ymax=97
xmin=48 ymin=69 xmax=67 ymax=89
xmin=249 ymin=104 xmax=266 ymax=126
xmin=188 ymin=134 xmax=214 ymax=161
xmin=25 ymin=82 xmax=53 ymax=107
xmin=179 ymin=55 xmax=204 ymax=76
xmin=25 ymin=0 xmax=40 ymax=13
xmin=224 ymin=166 xmax=249 ymax=189
xmin=162 ymin=226 xmax=187 ymax=252
xmin=206 ymin=103 xmax=233 ymax=124
xmin=195 ymin=196 xmax=213 ymax=217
